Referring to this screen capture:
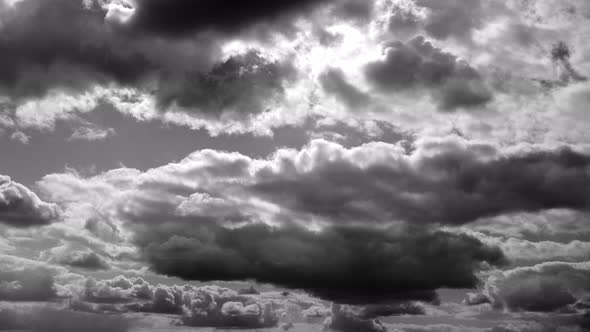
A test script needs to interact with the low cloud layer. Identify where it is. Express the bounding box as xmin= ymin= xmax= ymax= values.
xmin=138 ymin=222 xmax=504 ymax=304
xmin=481 ymin=261 xmax=590 ymax=312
